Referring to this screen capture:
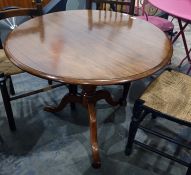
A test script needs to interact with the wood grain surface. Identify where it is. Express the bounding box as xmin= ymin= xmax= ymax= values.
xmin=5 ymin=10 xmax=173 ymax=85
